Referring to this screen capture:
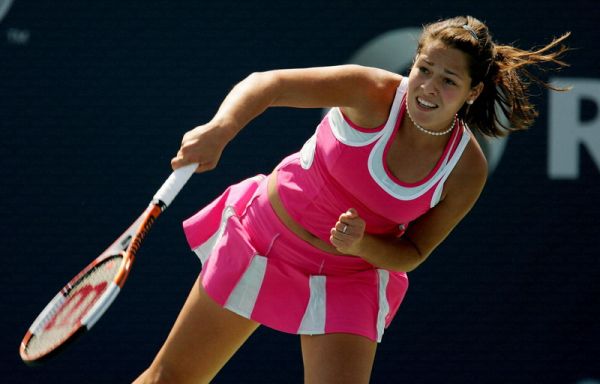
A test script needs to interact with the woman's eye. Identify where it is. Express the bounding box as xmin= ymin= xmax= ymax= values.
xmin=445 ymin=78 xmax=456 ymax=86
xmin=419 ymin=67 xmax=430 ymax=74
